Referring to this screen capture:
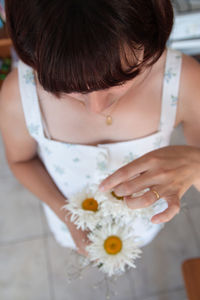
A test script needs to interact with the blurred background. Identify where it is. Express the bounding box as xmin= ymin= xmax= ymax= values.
xmin=170 ymin=0 xmax=200 ymax=58
xmin=0 ymin=1 xmax=200 ymax=300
